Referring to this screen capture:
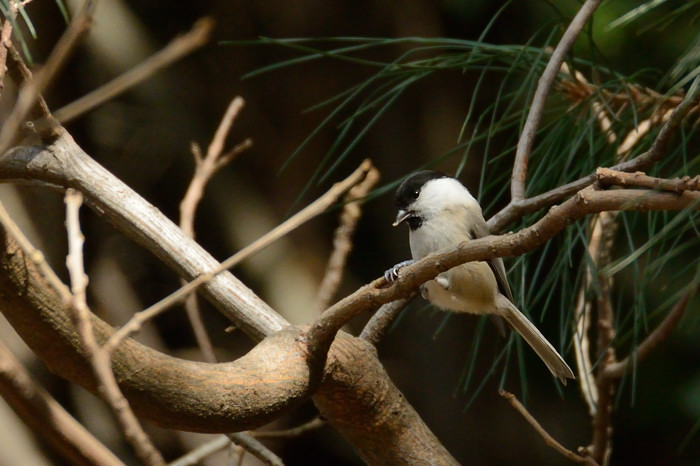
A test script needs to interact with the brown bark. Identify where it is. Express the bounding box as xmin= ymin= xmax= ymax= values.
xmin=0 ymin=225 xmax=457 ymax=463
